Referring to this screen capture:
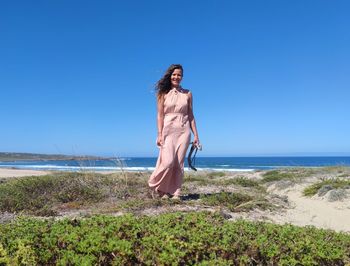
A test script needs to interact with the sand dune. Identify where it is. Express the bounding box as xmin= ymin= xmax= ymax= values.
xmin=266 ymin=183 xmax=350 ymax=232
